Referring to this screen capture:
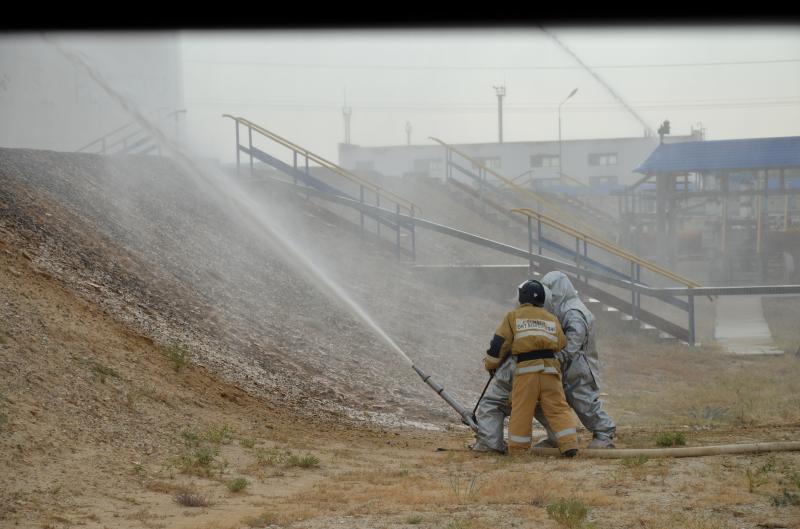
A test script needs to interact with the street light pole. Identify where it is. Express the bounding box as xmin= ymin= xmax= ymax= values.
xmin=558 ymin=88 xmax=578 ymax=178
